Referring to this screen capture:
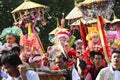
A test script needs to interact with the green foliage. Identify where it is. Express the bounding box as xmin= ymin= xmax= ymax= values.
xmin=114 ymin=0 xmax=120 ymax=18
xmin=0 ymin=0 xmax=22 ymax=31
xmin=75 ymin=0 xmax=84 ymax=3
